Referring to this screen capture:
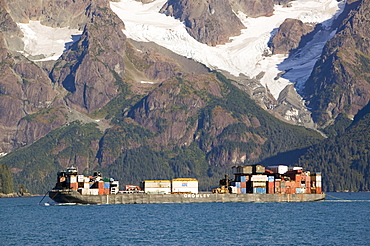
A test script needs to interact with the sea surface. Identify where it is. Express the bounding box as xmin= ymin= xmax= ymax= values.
xmin=1 ymin=192 xmax=370 ymax=246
